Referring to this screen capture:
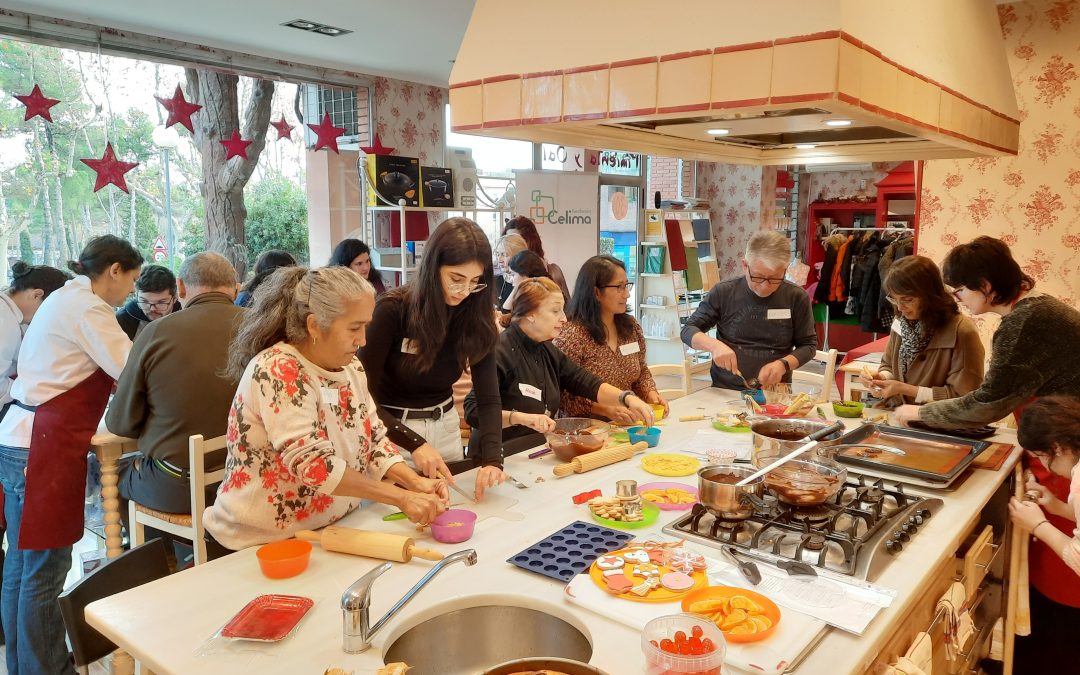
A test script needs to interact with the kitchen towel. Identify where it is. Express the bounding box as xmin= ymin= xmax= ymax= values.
xmin=664 ymin=220 xmax=688 ymax=271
